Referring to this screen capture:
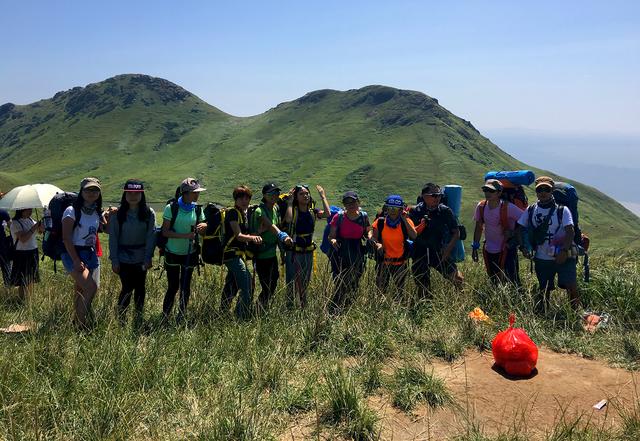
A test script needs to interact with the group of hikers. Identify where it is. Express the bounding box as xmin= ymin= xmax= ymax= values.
xmin=0 ymin=172 xmax=586 ymax=328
